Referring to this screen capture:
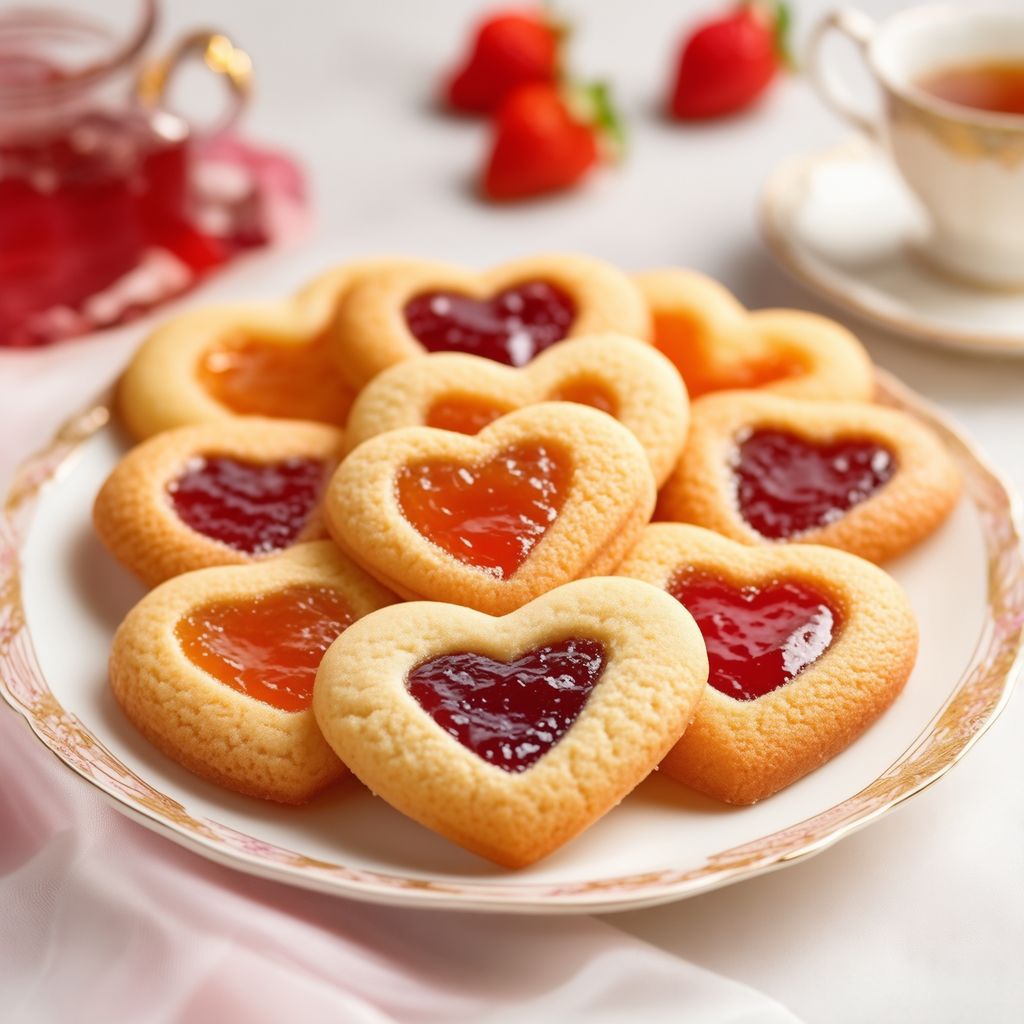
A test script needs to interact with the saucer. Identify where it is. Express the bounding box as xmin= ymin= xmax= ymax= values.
xmin=759 ymin=138 xmax=1024 ymax=357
